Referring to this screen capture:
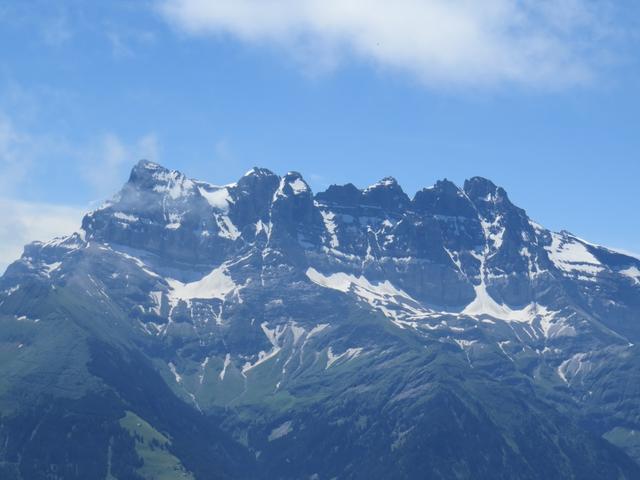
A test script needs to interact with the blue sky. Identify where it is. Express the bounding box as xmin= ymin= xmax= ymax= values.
xmin=1 ymin=0 xmax=639 ymax=271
